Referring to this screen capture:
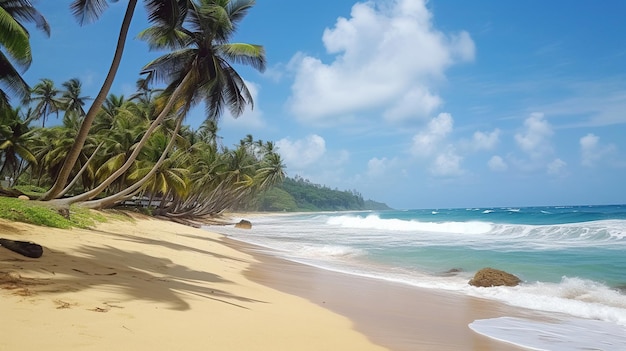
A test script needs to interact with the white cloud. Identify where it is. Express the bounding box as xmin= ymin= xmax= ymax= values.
xmin=488 ymin=155 xmax=508 ymax=172
xmin=367 ymin=157 xmax=397 ymax=177
xmin=431 ymin=147 xmax=463 ymax=176
xmin=515 ymin=112 xmax=553 ymax=159
xmin=547 ymin=158 xmax=567 ymax=176
xmin=382 ymin=87 xmax=443 ymax=122
xmin=580 ymin=133 xmax=616 ymax=167
xmin=410 ymin=112 xmax=453 ymax=156
xmin=471 ymin=129 xmax=500 ymax=151
xmin=276 ymin=134 xmax=326 ymax=169
xmin=287 ymin=0 xmax=474 ymax=124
